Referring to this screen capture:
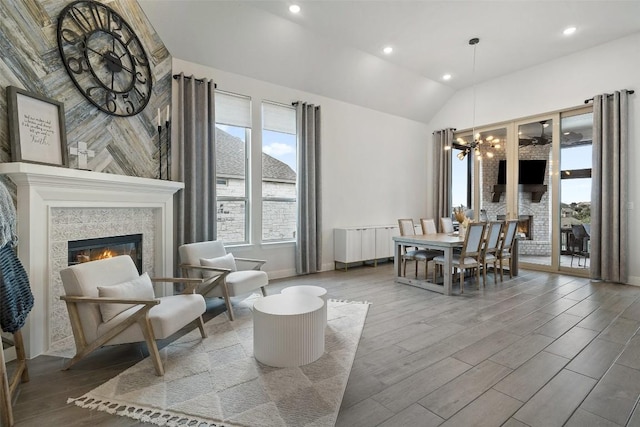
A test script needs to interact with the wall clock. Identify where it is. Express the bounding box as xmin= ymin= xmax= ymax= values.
xmin=57 ymin=0 xmax=152 ymax=117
